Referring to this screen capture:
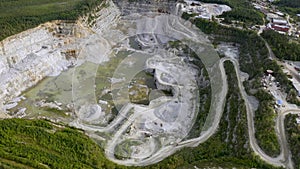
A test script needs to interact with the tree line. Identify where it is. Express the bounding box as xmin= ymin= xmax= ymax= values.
xmin=195 ymin=0 xmax=264 ymax=26
xmin=0 ymin=0 xmax=103 ymax=41
xmin=262 ymin=30 xmax=300 ymax=61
